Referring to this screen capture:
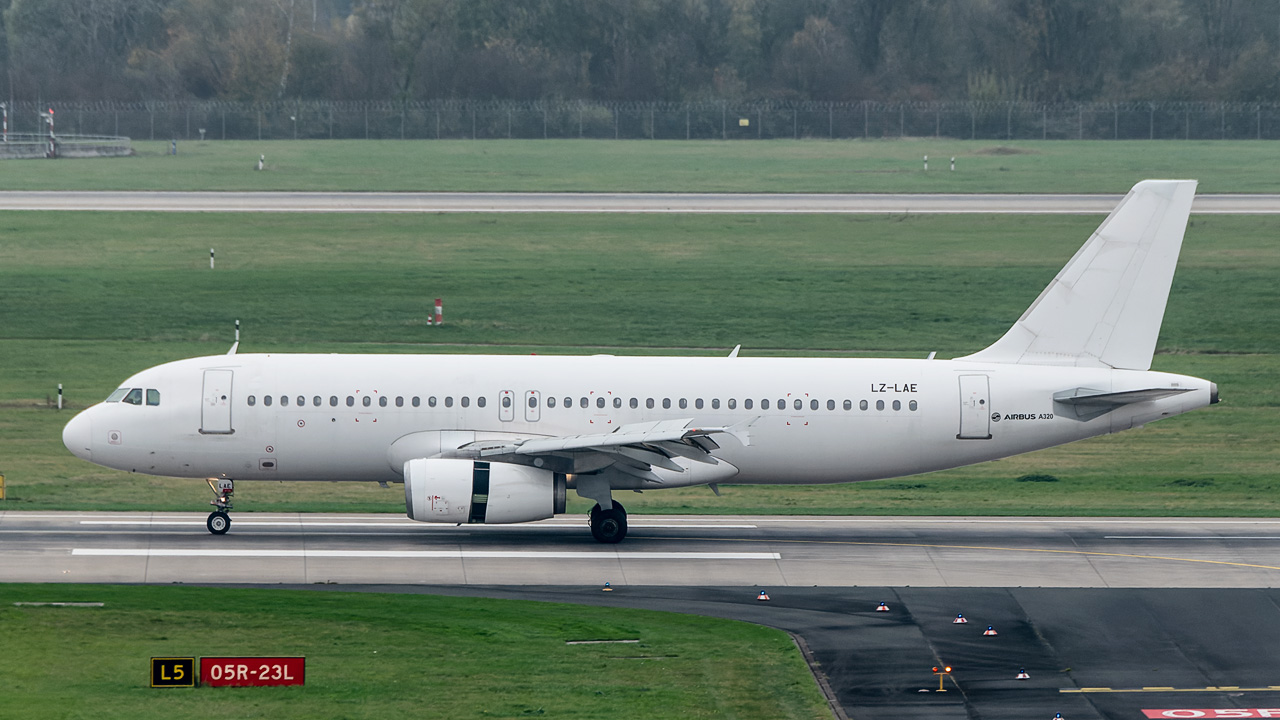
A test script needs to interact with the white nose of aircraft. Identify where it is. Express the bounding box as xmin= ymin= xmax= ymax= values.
xmin=62 ymin=409 xmax=93 ymax=461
